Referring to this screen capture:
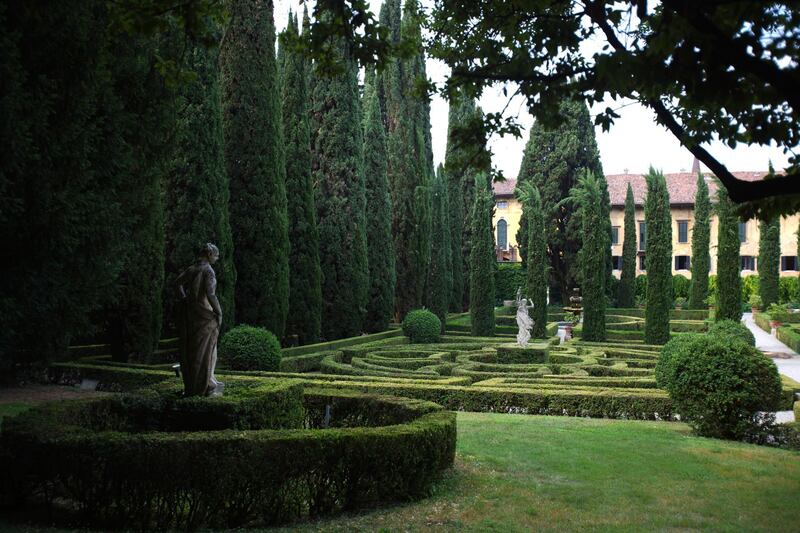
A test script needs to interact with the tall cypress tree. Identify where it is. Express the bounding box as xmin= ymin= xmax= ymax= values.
xmin=716 ymin=184 xmax=742 ymax=321
xmin=759 ymin=217 xmax=780 ymax=310
xmin=617 ymin=184 xmax=637 ymax=308
xmin=689 ymin=173 xmax=711 ymax=309
xmin=569 ymin=172 xmax=608 ymax=341
xmin=362 ymin=70 xmax=396 ymax=333
xmin=517 ymin=183 xmax=548 ymax=338
xmin=165 ymin=38 xmax=236 ymax=335
xmin=220 ymin=0 xmax=289 ymax=336
xmin=516 ymin=98 xmax=603 ymax=303
xmin=644 ymin=168 xmax=673 ymax=344
xmin=443 ymin=98 xmax=466 ymax=311
xmin=425 ymin=168 xmax=452 ymax=331
xmin=470 ymin=175 xmax=496 ymax=336
xmin=280 ymin=12 xmax=322 ymax=344
xmin=310 ymin=29 xmax=369 ymax=339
